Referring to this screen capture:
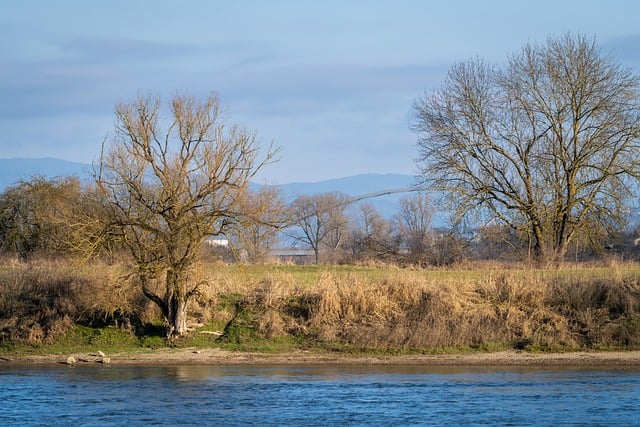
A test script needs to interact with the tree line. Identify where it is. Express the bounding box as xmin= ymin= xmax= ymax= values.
xmin=2 ymin=175 xmax=638 ymax=267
